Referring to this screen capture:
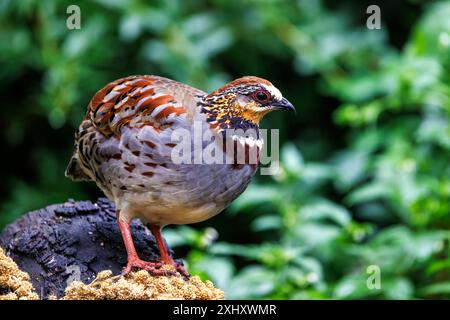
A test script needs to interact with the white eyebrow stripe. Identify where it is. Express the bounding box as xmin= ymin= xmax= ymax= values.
xmin=262 ymin=84 xmax=282 ymax=101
